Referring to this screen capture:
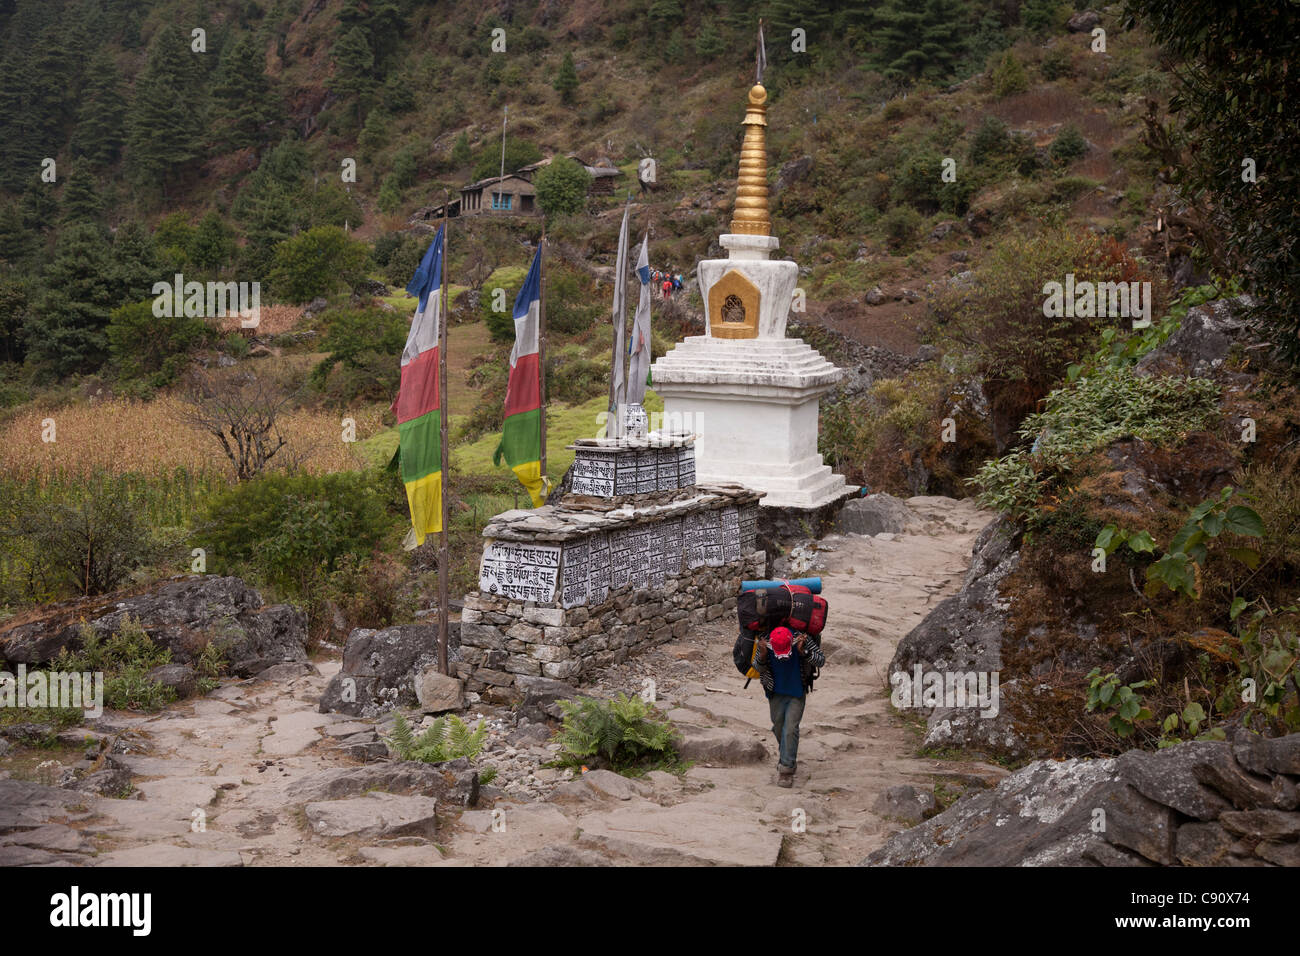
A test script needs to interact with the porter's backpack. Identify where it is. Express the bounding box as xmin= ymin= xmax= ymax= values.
xmin=737 ymin=583 xmax=814 ymax=632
